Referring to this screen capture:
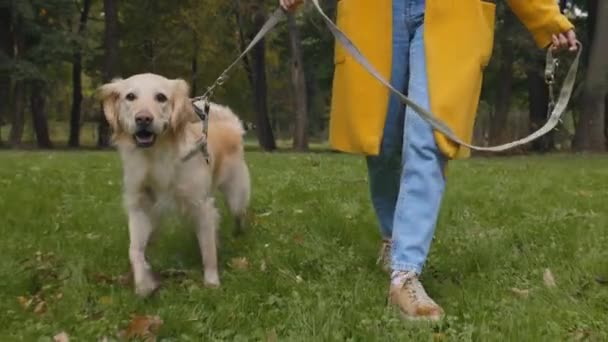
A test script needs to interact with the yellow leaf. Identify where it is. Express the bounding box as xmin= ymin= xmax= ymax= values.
xmin=230 ymin=257 xmax=249 ymax=270
xmin=543 ymin=268 xmax=557 ymax=288
xmin=267 ymin=329 xmax=278 ymax=342
xmin=98 ymin=296 xmax=113 ymax=305
xmin=53 ymin=331 xmax=69 ymax=342
xmin=17 ymin=296 xmax=31 ymax=310
xmin=34 ymin=301 xmax=46 ymax=315
xmin=576 ymin=190 xmax=593 ymax=197
xmin=510 ymin=287 xmax=530 ymax=299
xmin=433 ymin=333 xmax=447 ymax=341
